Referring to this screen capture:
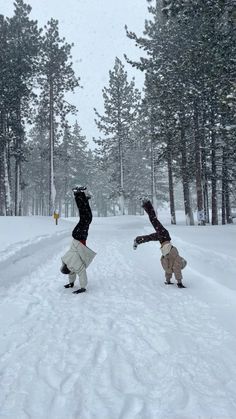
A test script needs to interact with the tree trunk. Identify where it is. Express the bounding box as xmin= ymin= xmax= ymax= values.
xmin=118 ymin=127 xmax=125 ymax=215
xmin=150 ymin=122 xmax=157 ymax=207
xmin=14 ymin=106 xmax=23 ymax=216
xmin=210 ymin=104 xmax=218 ymax=225
xmin=0 ymin=112 xmax=6 ymax=215
xmin=180 ymin=124 xmax=194 ymax=225
xmin=193 ymin=100 xmax=205 ymax=225
xmin=201 ymin=114 xmax=210 ymax=223
xmin=167 ymin=143 xmax=176 ymax=224
xmin=221 ymin=147 xmax=226 ymax=225
xmin=49 ymin=79 xmax=56 ymax=216
xmin=0 ymin=113 xmax=12 ymax=215
xmin=225 ymin=161 xmax=233 ymax=224
xmin=3 ymin=146 xmax=12 ymax=215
